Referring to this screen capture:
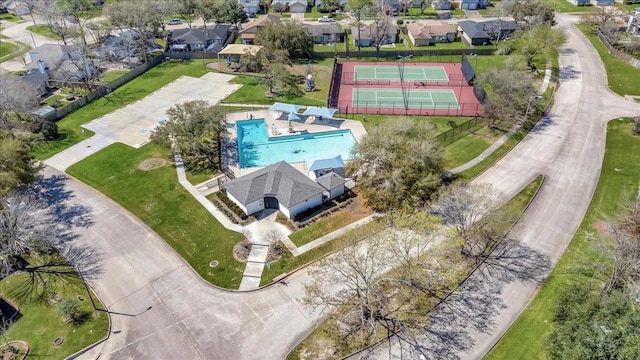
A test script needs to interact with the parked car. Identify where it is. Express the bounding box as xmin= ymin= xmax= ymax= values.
xmin=391 ymin=8 xmax=398 ymax=16
xmin=318 ymin=16 xmax=334 ymax=22
xmin=167 ymin=18 xmax=182 ymax=25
